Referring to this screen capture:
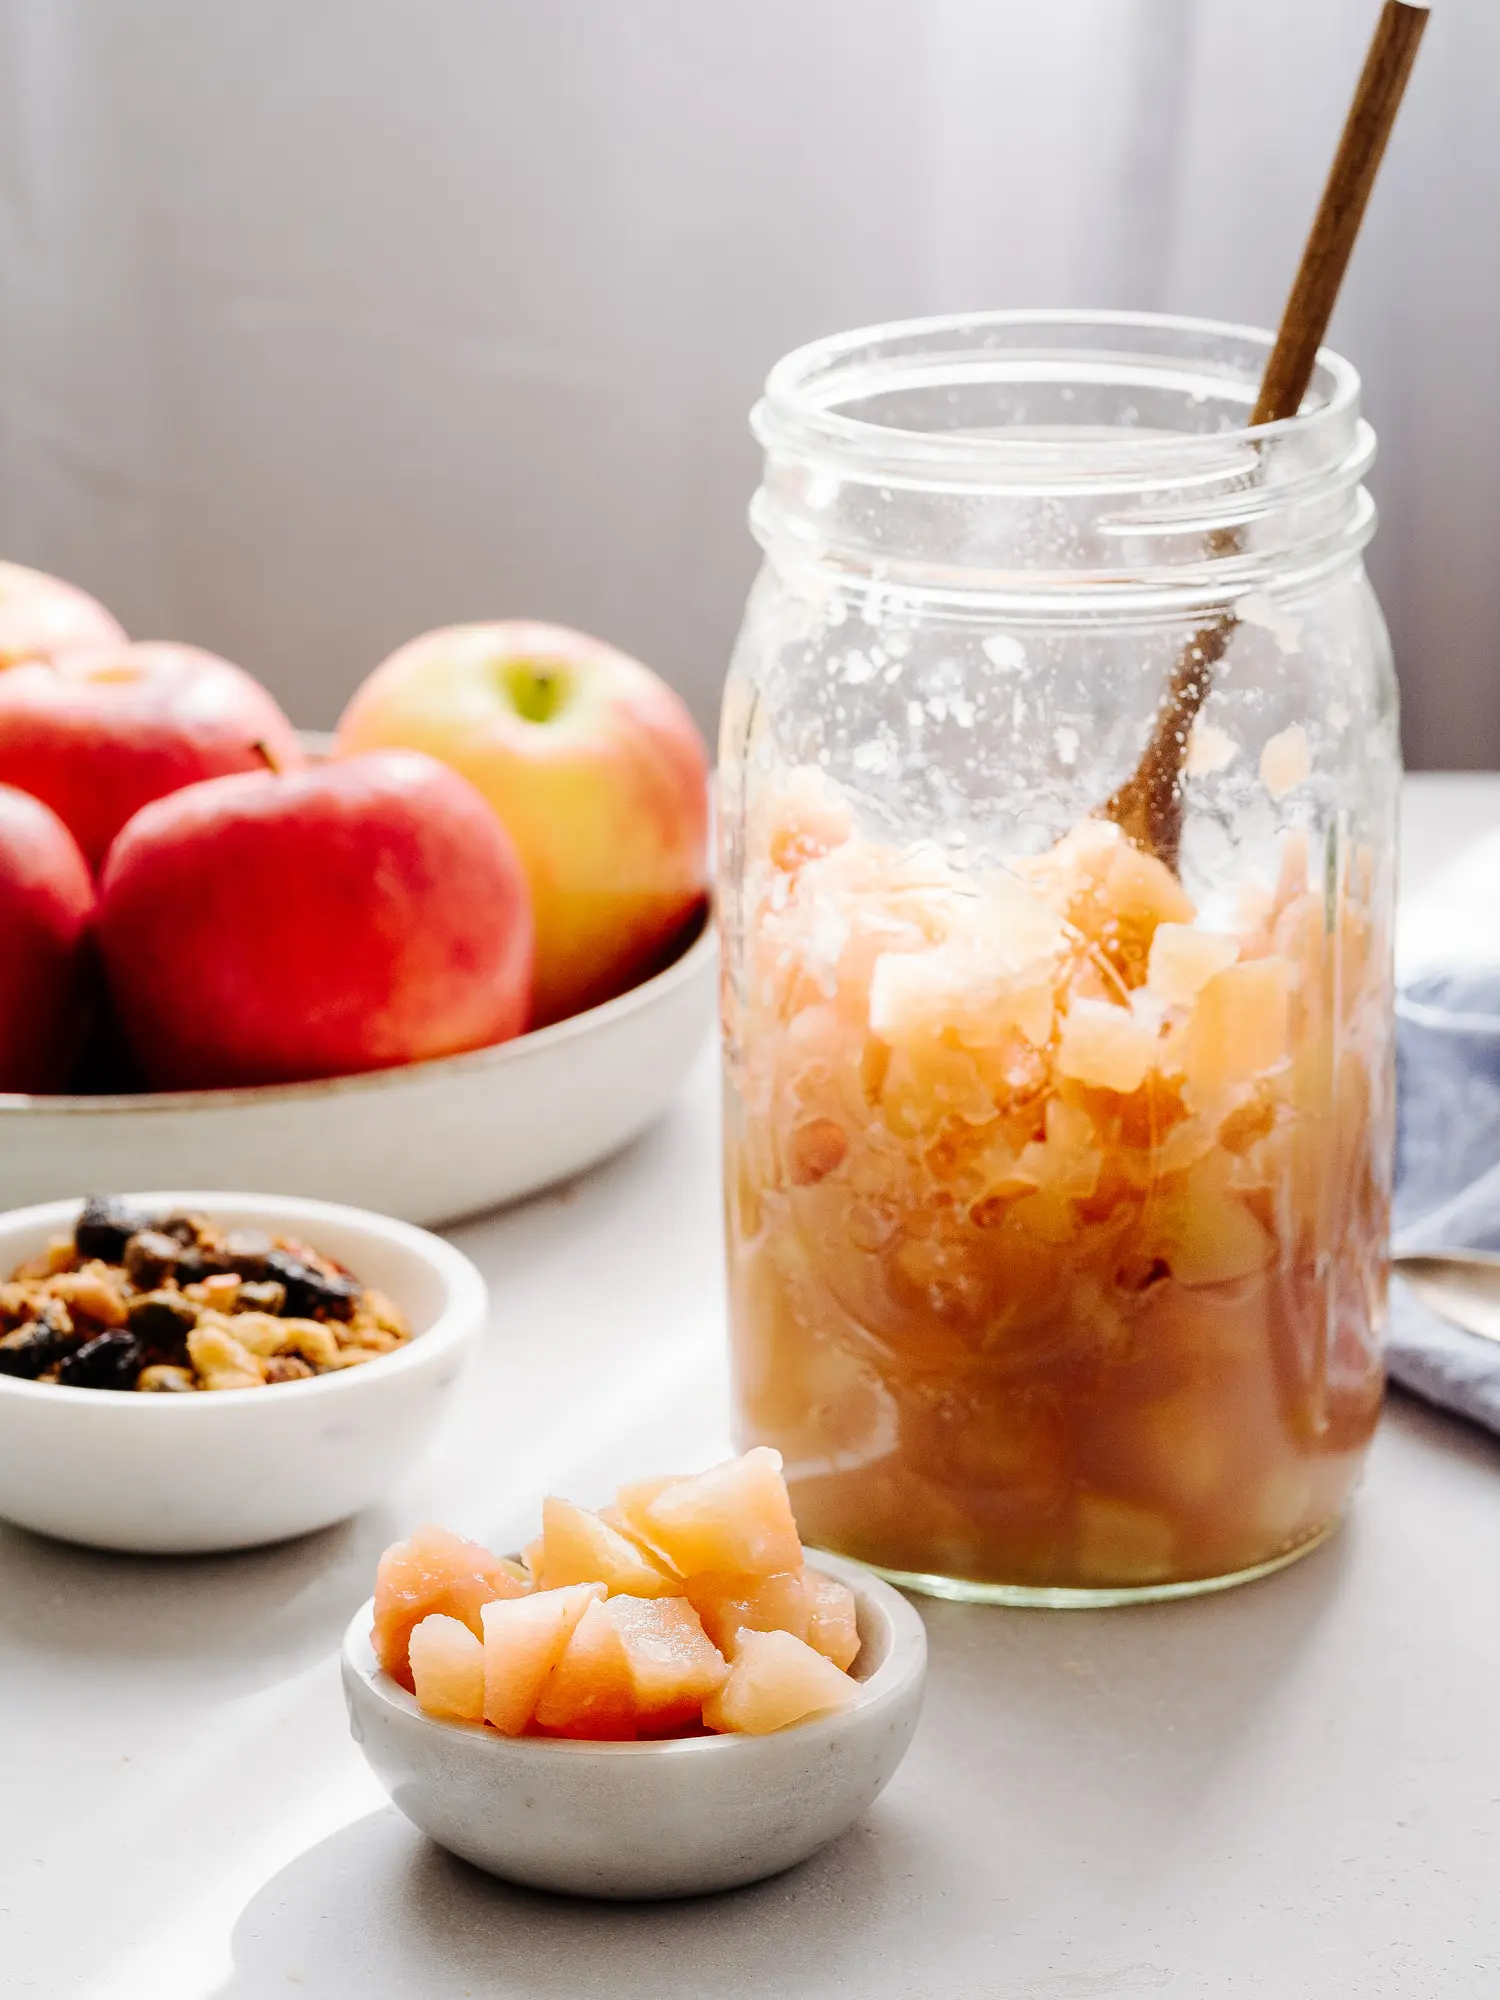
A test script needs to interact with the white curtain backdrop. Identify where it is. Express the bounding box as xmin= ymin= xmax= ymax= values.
xmin=0 ymin=0 xmax=1496 ymax=766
